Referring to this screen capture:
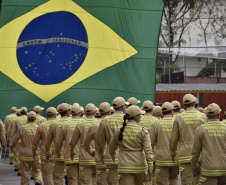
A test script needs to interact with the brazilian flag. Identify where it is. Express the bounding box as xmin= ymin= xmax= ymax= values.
xmin=0 ymin=0 xmax=164 ymax=119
